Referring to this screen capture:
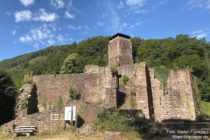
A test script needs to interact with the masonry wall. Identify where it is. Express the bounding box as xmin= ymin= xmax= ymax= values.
xmin=150 ymin=69 xmax=199 ymax=121
xmin=108 ymin=37 xmax=133 ymax=67
xmin=2 ymin=111 xmax=64 ymax=134
xmin=117 ymin=63 xmax=152 ymax=119
xmin=33 ymin=66 xmax=117 ymax=111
